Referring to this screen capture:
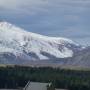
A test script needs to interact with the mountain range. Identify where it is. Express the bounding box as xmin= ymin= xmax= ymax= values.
xmin=0 ymin=21 xmax=90 ymax=68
